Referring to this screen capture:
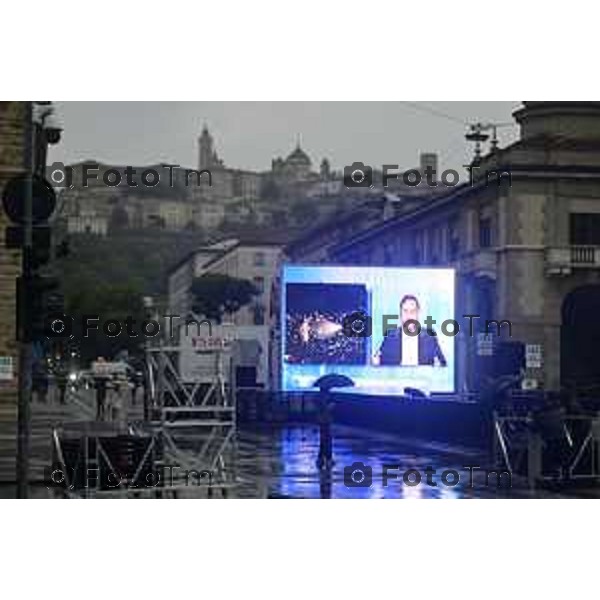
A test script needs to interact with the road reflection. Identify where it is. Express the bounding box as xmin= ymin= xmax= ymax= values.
xmin=237 ymin=425 xmax=482 ymax=499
